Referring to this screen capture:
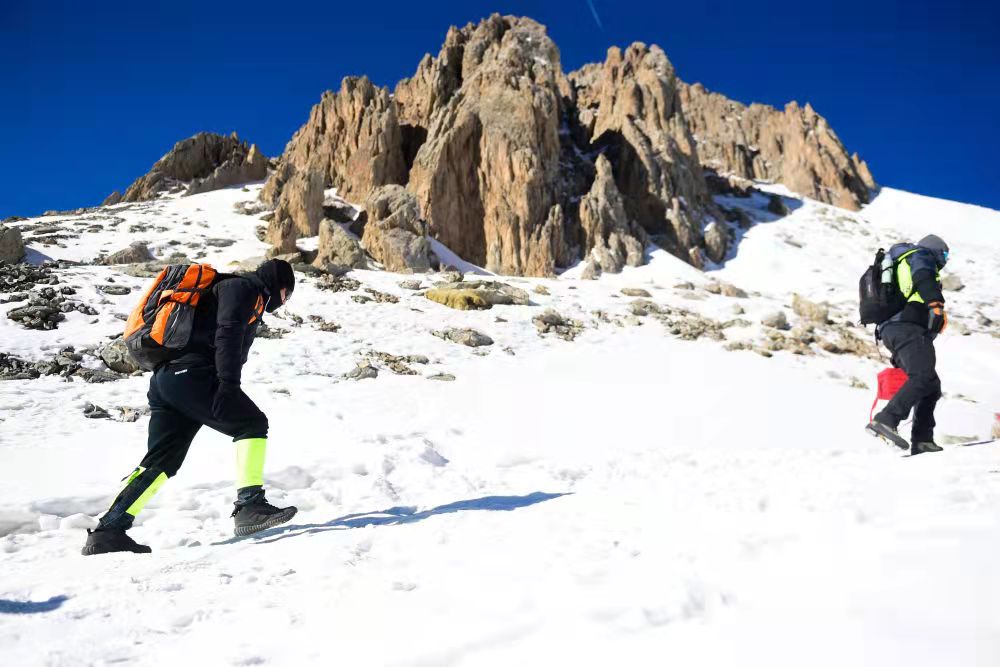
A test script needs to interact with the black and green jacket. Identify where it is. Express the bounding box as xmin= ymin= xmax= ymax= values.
xmin=884 ymin=243 xmax=945 ymax=329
